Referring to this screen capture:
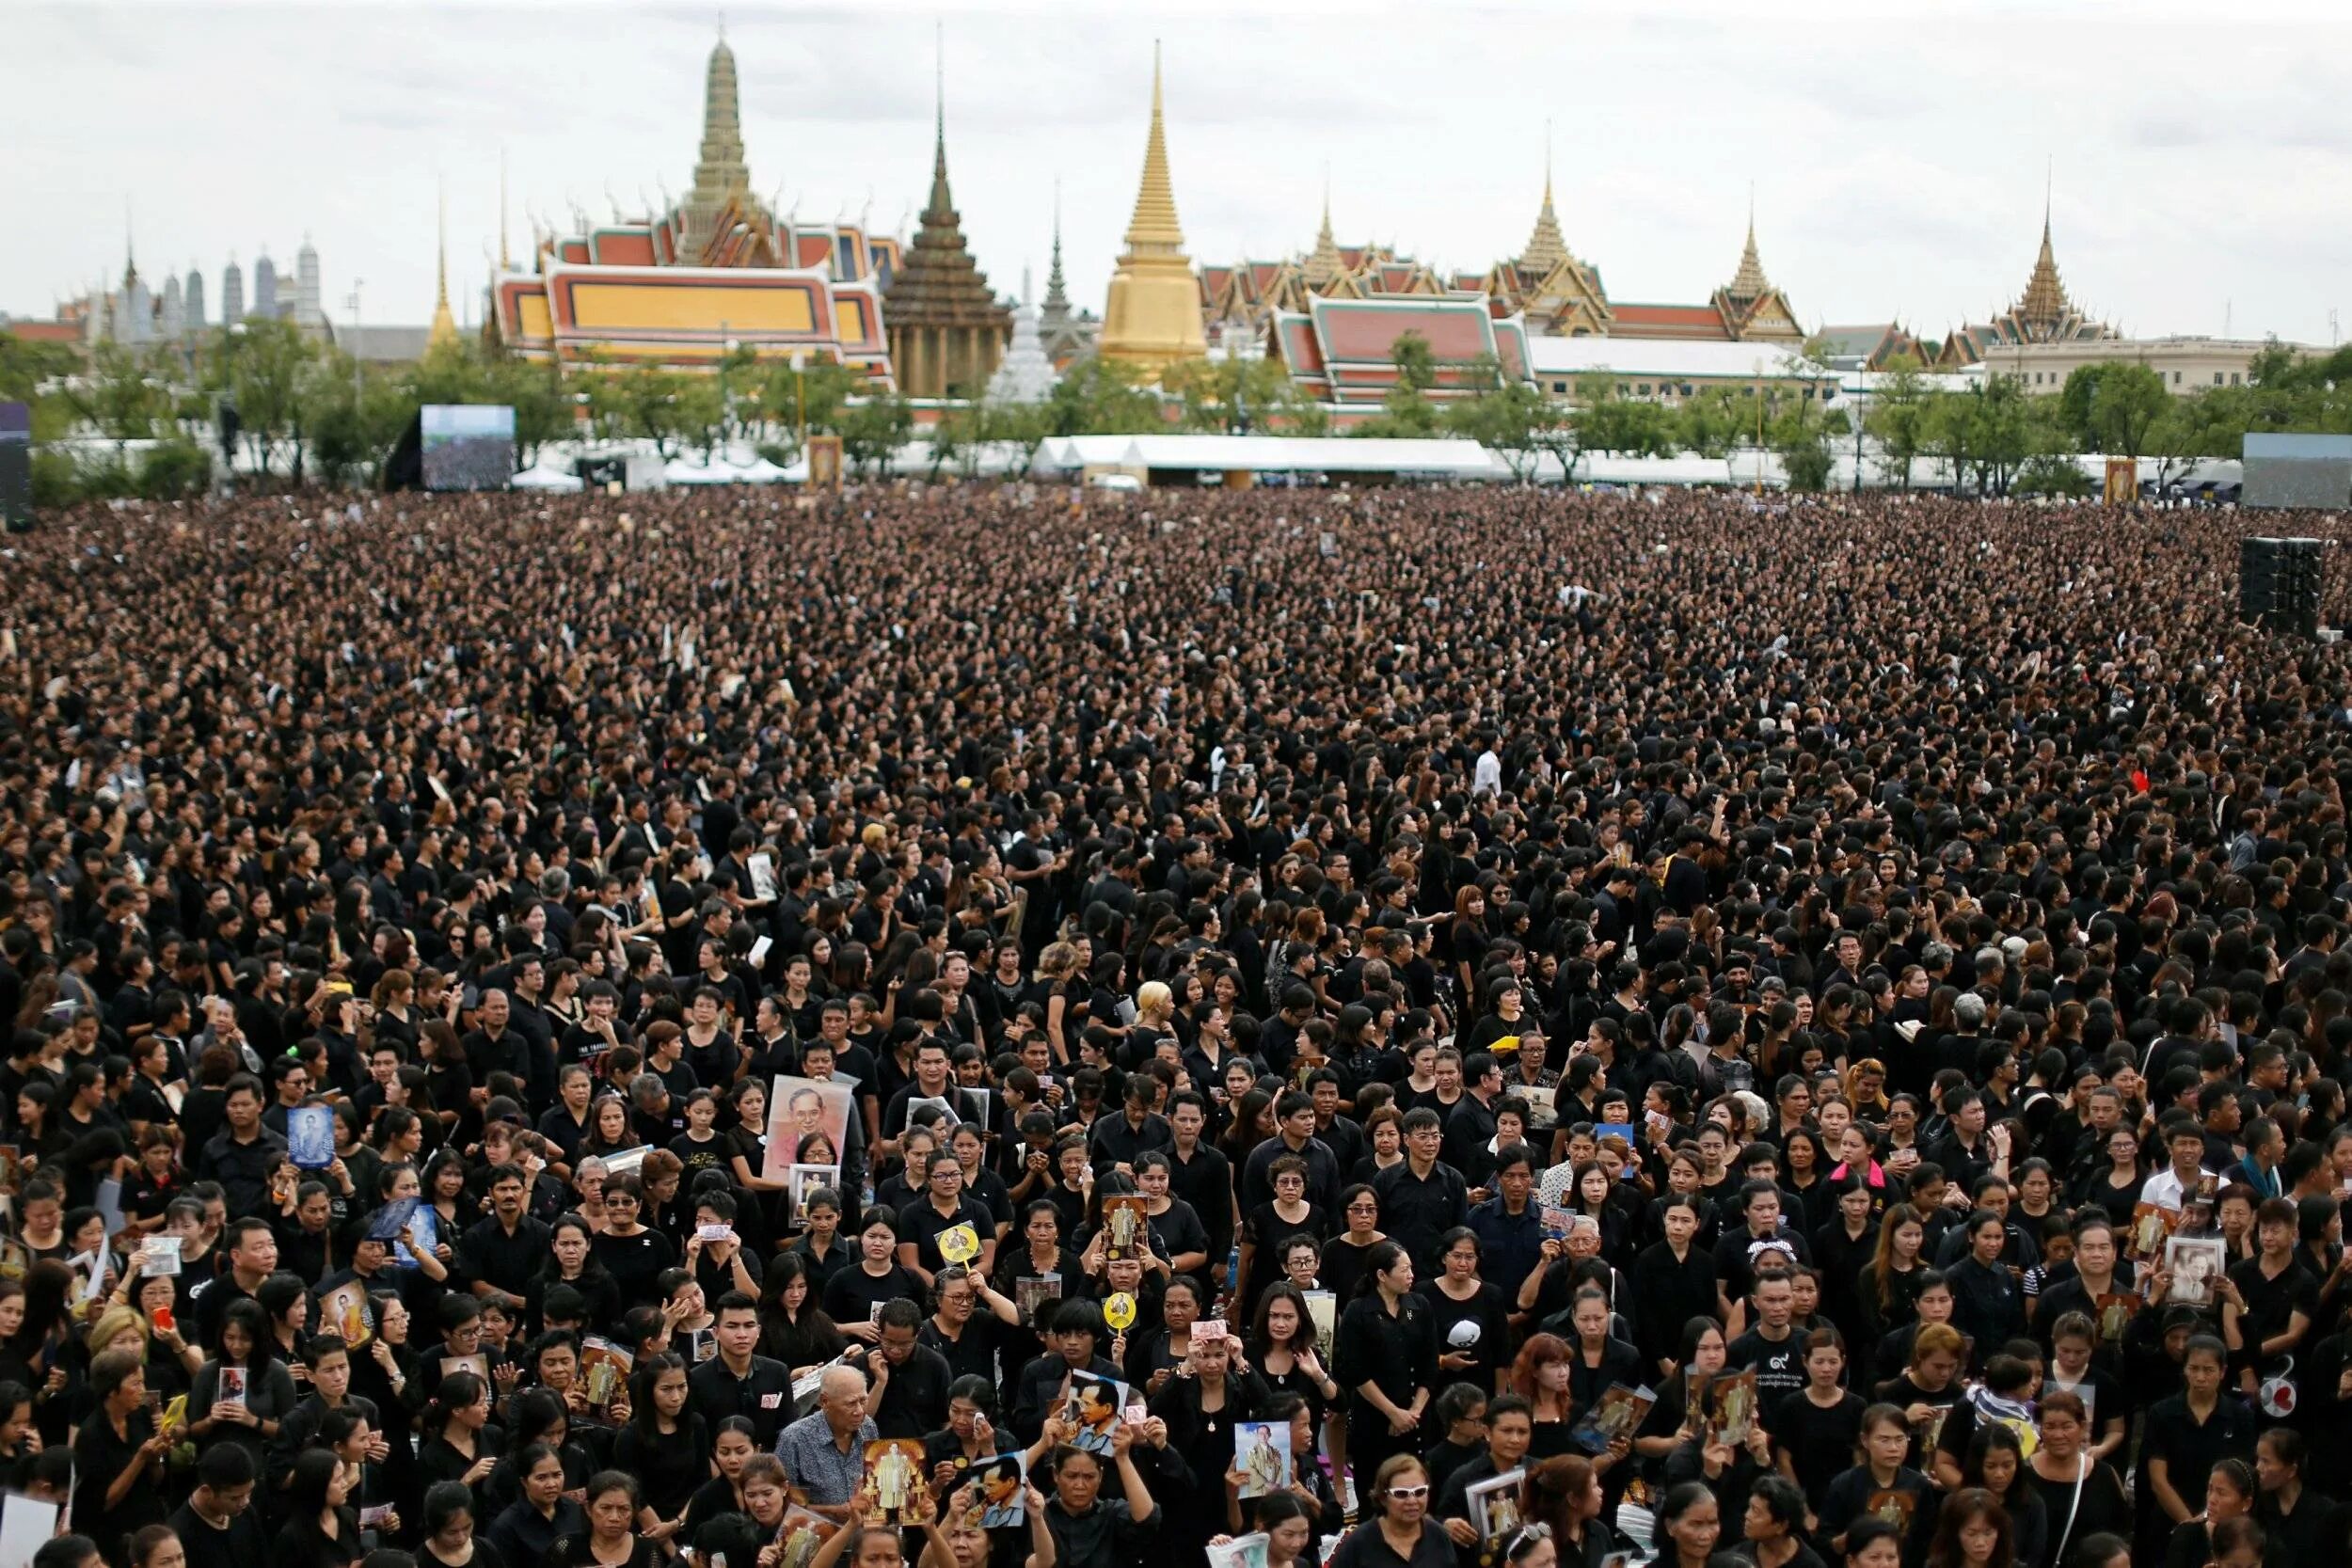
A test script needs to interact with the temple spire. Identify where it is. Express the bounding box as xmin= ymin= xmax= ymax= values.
xmin=682 ymin=26 xmax=756 ymax=253
xmin=1122 ymin=40 xmax=1186 ymax=254
xmin=1041 ymin=180 xmax=1072 ymax=322
xmin=1304 ymin=166 xmax=1343 ymax=289
xmin=1519 ymin=133 xmax=1566 ymax=275
xmin=429 ymin=180 xmax=460 ymax=349
xmin=927 ymin=21 xmax=953 ymax=218
xmin=1727 ymin=190 xmax=1770 ymax=300
xmin=2017 ymin=167 xmax=2071 ymax=332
